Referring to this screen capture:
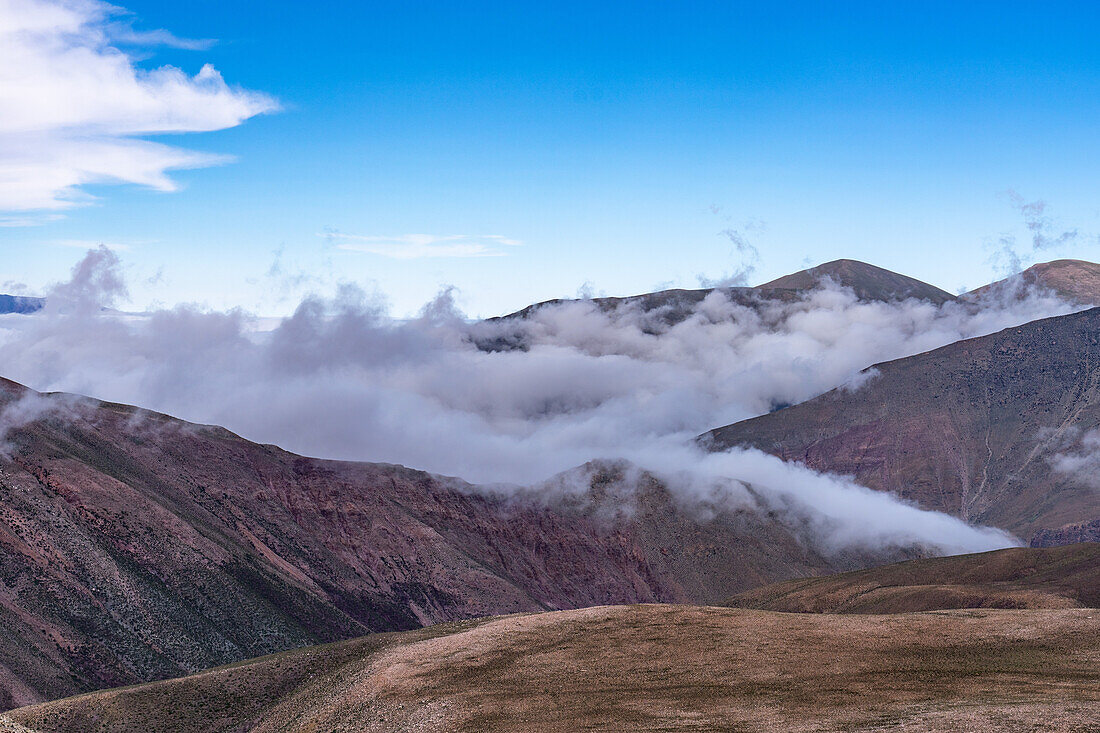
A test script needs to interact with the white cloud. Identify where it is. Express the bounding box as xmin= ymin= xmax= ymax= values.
xmin=0 ymin=213 xmax=62 ymax=227
xmin=1048 ymin=428 xmax=1100 ymax=490
xmin=324 ymin=231 xmax=523 ymax=259
xmin=0 ymin=0 xmax=277 ymax=216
